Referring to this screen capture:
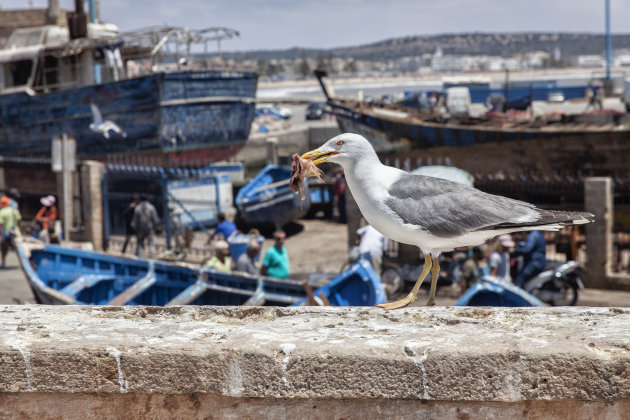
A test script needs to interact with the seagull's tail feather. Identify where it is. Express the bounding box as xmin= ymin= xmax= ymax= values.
xmin=482 ymin=209 xmax=594 ymax=231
